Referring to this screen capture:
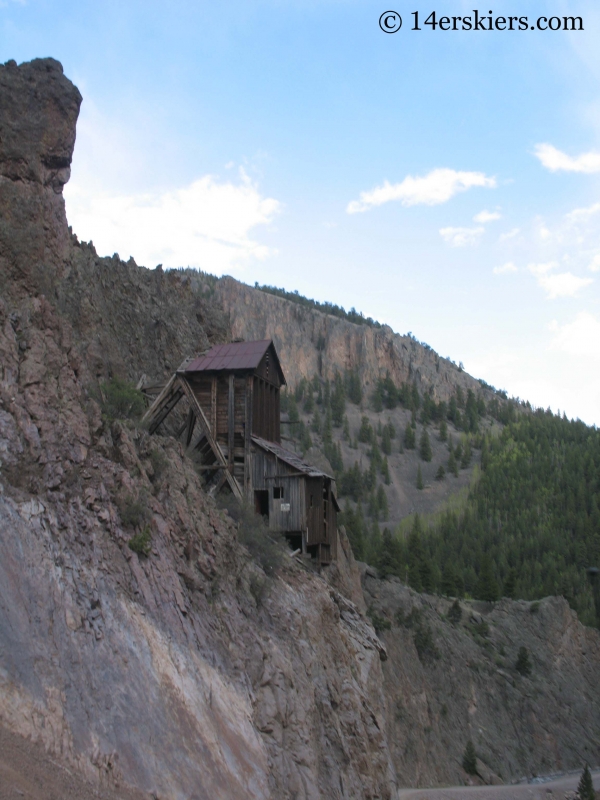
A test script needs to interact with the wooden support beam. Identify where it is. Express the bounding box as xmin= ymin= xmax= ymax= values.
xmin=177 ymin=377 xmax=242 ymax=500
xmin=208 ymin=468 xmax=229 ymax=497
xmin=142 ymin=373 xmax=177 ymax=425
xmin=211 ymin=376 xmax=217 ymax=438
xmin=228 ymin=373 xmax=235 ymax=473
xmin=184 ymin=408 xmax=196 ymax=447
xmin=245 ymin=374 xmax=253 ymax=499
